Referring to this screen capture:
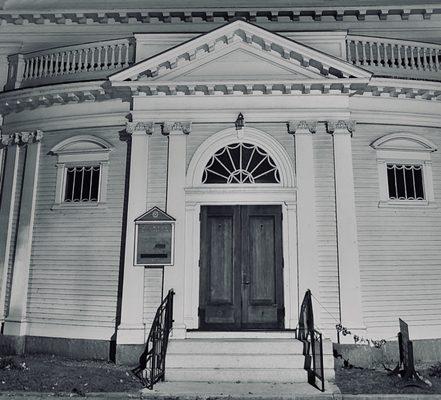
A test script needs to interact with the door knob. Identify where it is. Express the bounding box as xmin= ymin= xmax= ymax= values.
xmin=242 ymin=275 xmax=250 ymax=285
